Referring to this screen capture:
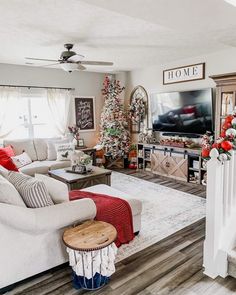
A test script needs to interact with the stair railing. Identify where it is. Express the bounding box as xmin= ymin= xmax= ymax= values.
xmin=203 ymin=150 xmax=236 ymax=278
